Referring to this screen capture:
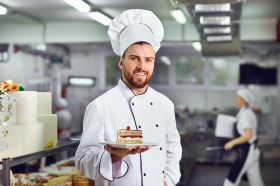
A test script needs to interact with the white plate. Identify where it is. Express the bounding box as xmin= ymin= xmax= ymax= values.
xmin=69 ymin=137 xmax=81 ymax=141
xmin=98 ymin=141 xmax=159 ymax=149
